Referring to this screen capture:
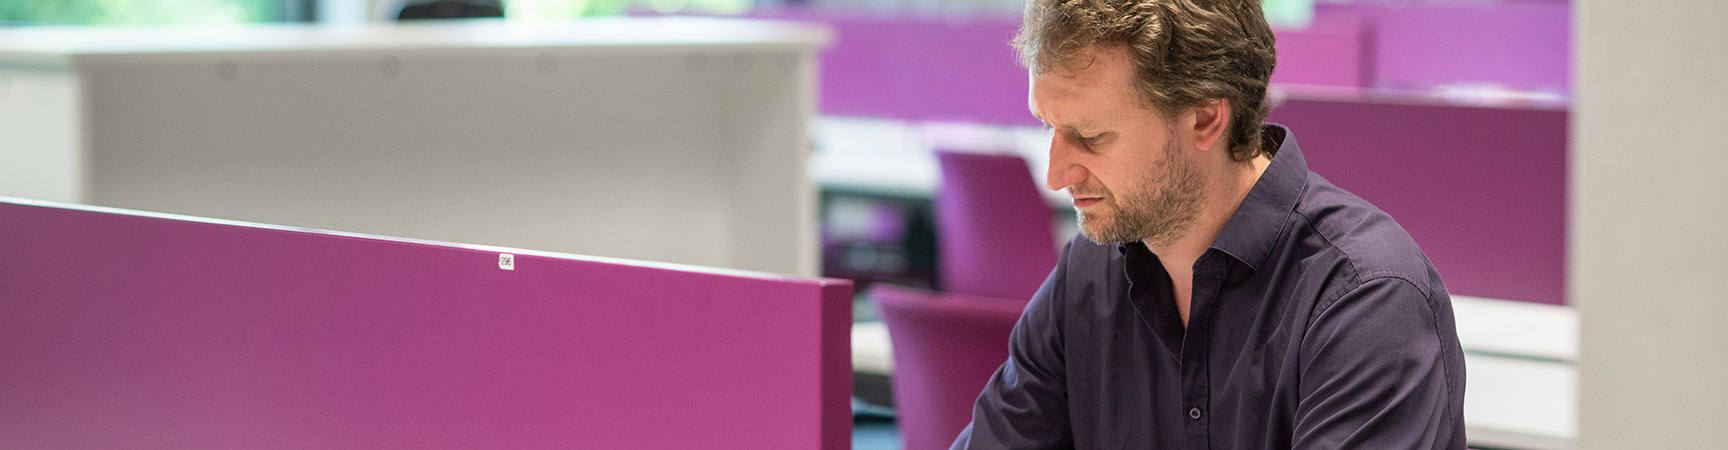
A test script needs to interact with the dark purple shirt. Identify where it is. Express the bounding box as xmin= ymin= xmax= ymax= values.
xmin=952 ymin=125 xmax=1467 ymax=450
